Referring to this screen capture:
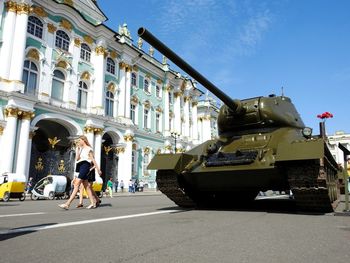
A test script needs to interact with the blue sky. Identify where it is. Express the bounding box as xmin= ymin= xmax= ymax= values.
xmin=97 ymin=0 xmax=350 ymax=135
